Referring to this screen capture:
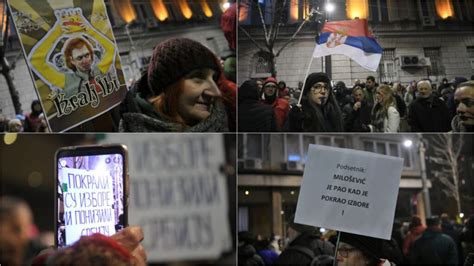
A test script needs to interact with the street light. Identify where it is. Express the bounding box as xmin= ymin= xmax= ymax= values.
xmin=223 ymin=2 xmax=230 ymax=10
xmin=403 ymin=139 xmax=413 ymax=148
xmin=404 ymin=136 xmax=432 ymax=218
xmin=325 ymin=2 xmax=335 ymax=13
